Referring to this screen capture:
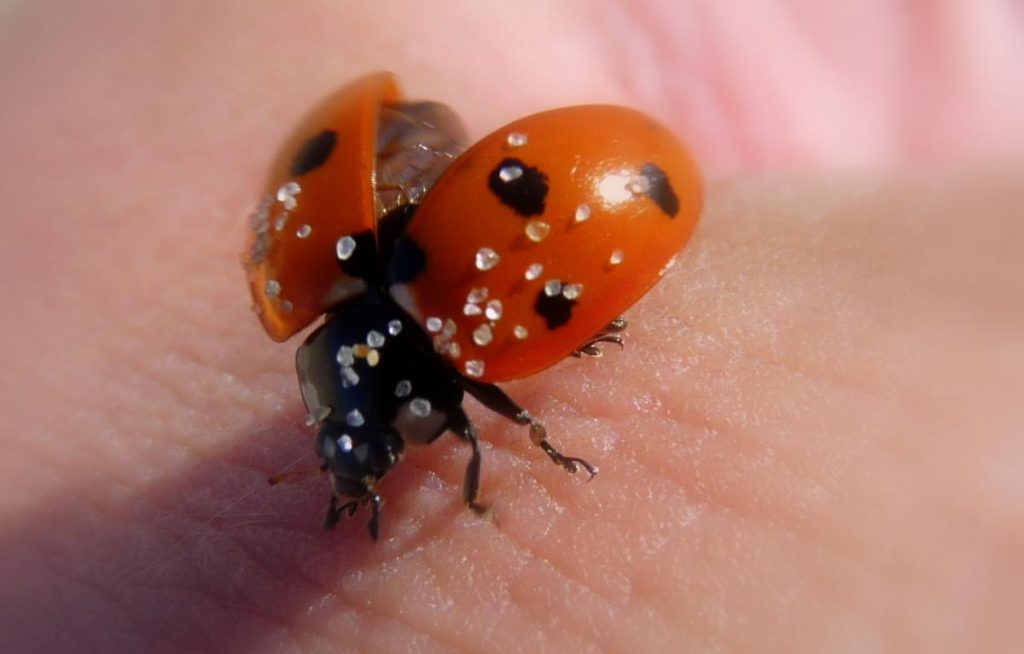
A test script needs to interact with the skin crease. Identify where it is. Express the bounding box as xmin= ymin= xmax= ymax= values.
xmin=1 ymin=0 xmax=1023 ymax=652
